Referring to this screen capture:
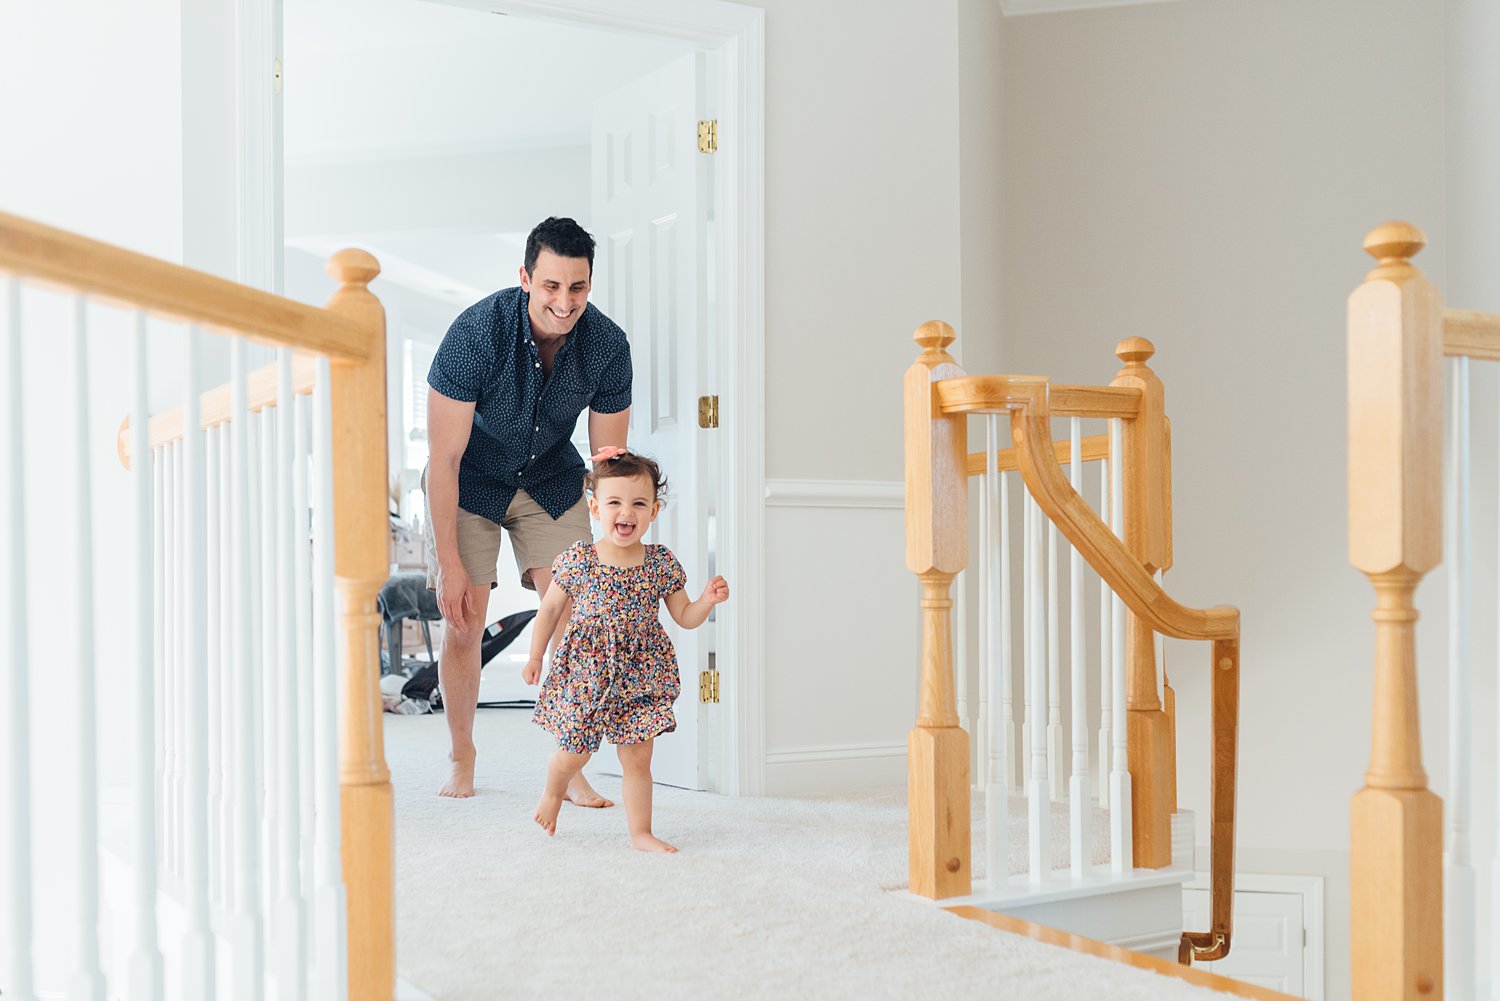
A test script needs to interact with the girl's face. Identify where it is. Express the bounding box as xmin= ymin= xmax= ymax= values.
xmin=588 ymin=472 xmax=661 ymax=546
